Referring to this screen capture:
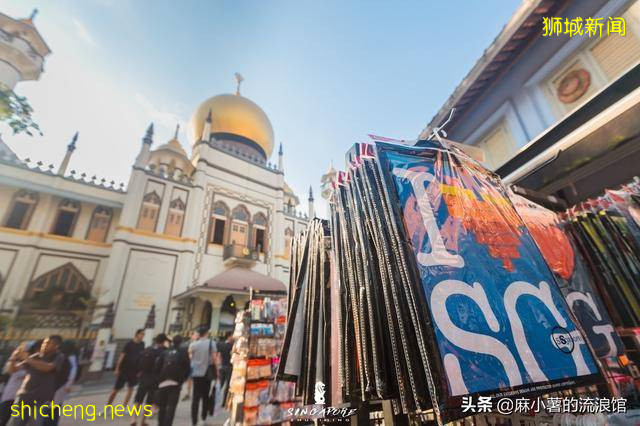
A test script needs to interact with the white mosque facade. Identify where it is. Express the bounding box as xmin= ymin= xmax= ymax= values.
xmin=0 ymin=11 xmax=311 ymax=348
